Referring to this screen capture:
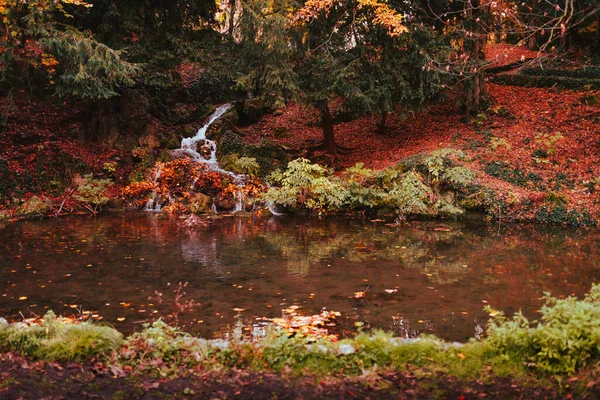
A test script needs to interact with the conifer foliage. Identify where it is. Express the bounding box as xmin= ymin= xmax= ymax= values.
xmin=0 ymin=0 xmax=138 ymax=98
